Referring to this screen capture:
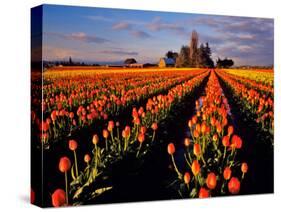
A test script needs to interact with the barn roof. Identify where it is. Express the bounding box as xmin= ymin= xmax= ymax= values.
xmin=161 ymin=57 xmax=175 ymax=65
